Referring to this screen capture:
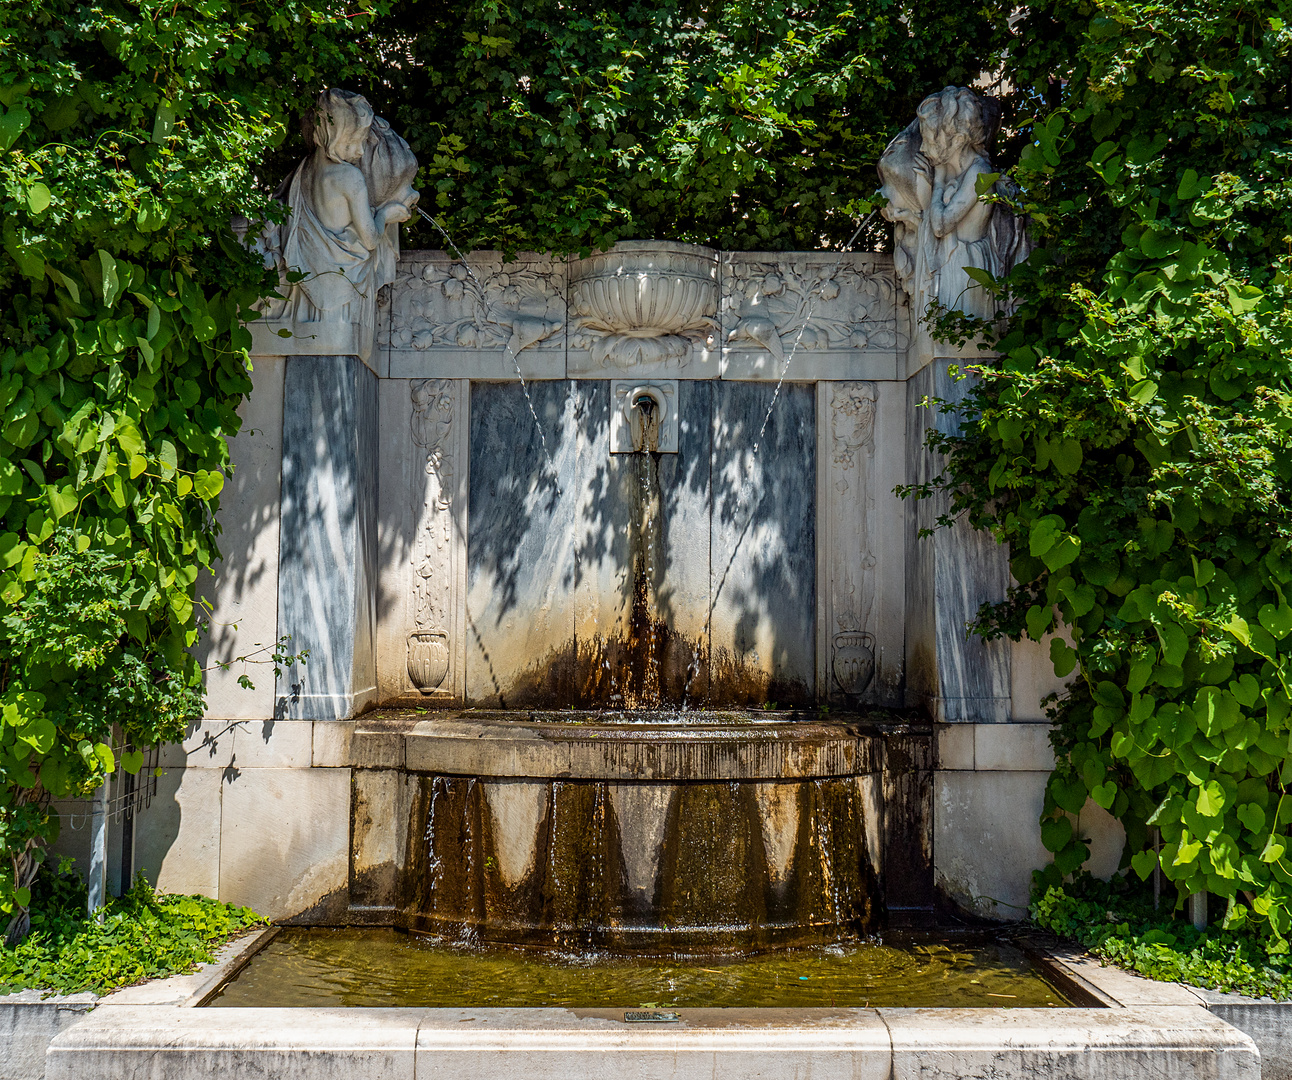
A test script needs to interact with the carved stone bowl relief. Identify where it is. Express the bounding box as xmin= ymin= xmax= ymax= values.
xmin=569 ymin=242 xmax=718 ymax=373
